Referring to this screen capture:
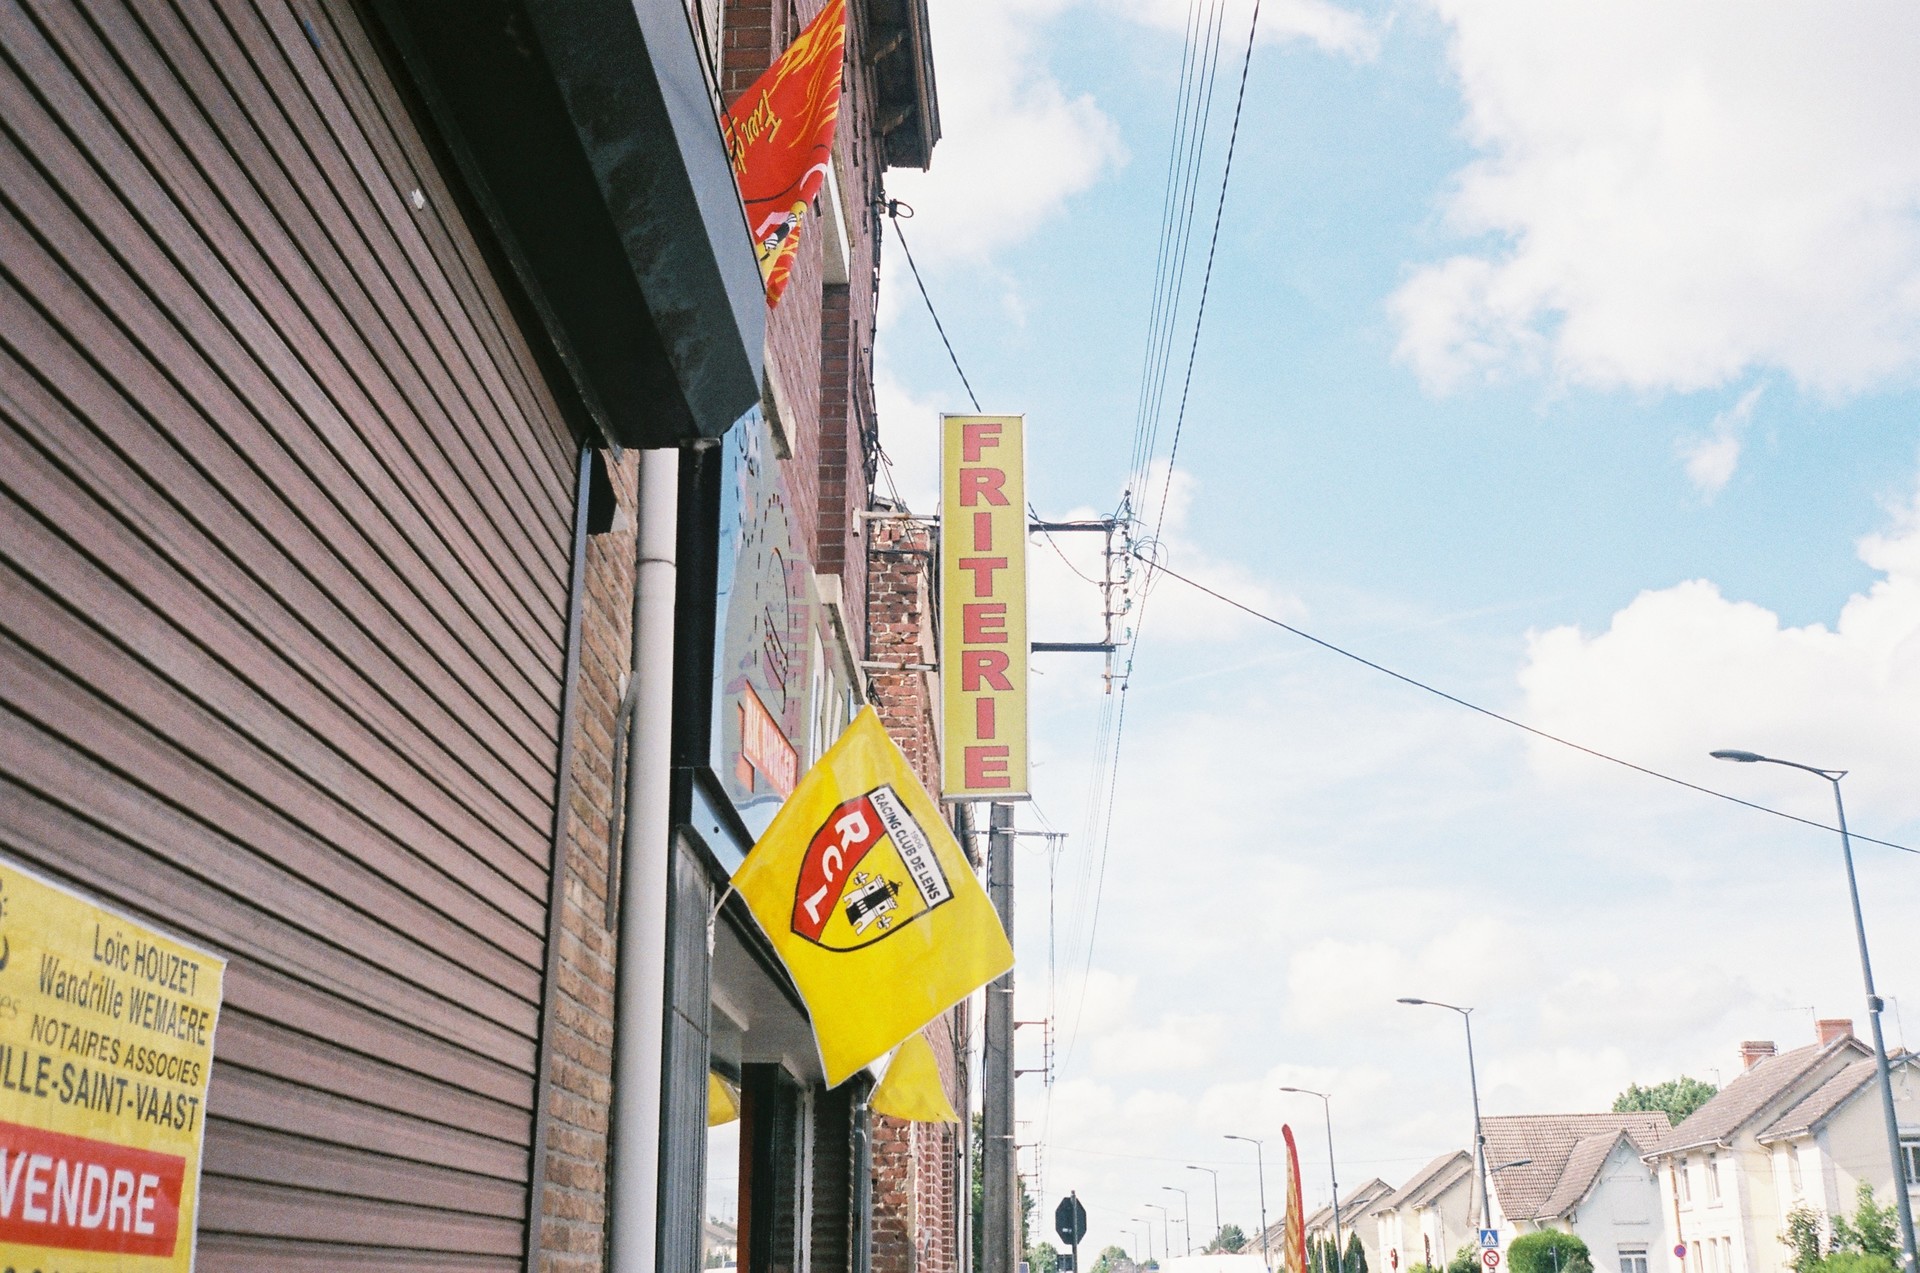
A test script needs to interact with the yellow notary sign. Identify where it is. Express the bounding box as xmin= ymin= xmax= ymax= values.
xmin=0 ymin=856 xmax=225 ymax=1270
xmin=940 ymin=414 xmax=1029 ymax=799
xmin=732 ymin=708 xmax=1013 ymax=1086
